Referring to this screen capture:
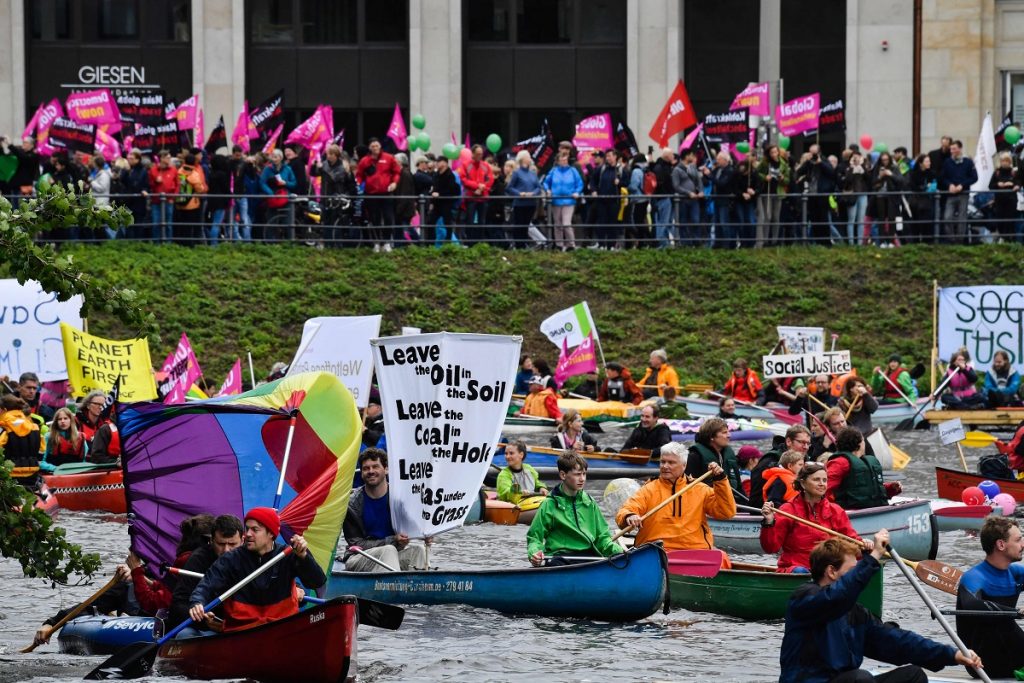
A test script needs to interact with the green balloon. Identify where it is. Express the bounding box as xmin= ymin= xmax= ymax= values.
xmin=486 ymin=133 xmax=502 ymax=154
xmin=412 ymin=113 xmax=426 ymax=130
xmin=778 ymin=135 xmax=791 ymax=151
xmin=875 ymin=142 xmax=888 ymax=154
xmin=736 ymin=141 xmax=750 ymax=154
xmin=416 ymin=132 xmax=431 ymax=151
xmin=407 ymin=136 xmax=419 ymax=152
xmin=1006 ymin=125 xmax=1022 ymax=145
xmin=442 ymin=143 xmax=459 ymax=160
